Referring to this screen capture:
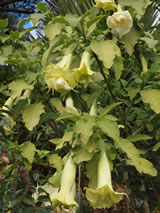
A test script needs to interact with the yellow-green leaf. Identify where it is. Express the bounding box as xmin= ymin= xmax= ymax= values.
xmin=44 ymin=23 xmax=62 ymax=40
xmin=90 ymin=40 xmax=120 ymax=69
xmin=50 ymin=131 xmax=73 ymax=150
xmin=115 ymin=138 xmax=157 ymax=176
xmin=72 ymin=145 xmax=94 ymax=164
xmin=152 ymin=142 xmax=160 ymax=152
xmin=119 ymin=0 xmax=149 ymax=17
xmin=96 ymin=118 xmax=119 ymax=141
xmin=141 ymin=89 xmax=160 ymax=114
xmin=8 ymin=79 xmax=34 ymax=98
xmin=112 ymin=56 xmax=124 ymax=80
xmin=22 ymin=102 xmax=45 ymax=130
xmin=19 ymin=141 xmax=36 ymax=164
xmin=48 ymin=154 xmax=62 ymax=171
xmin=121 ymin=26 xmax=141 ymax=55
xmin=75 ymin=117 xmax=95 ymax=145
